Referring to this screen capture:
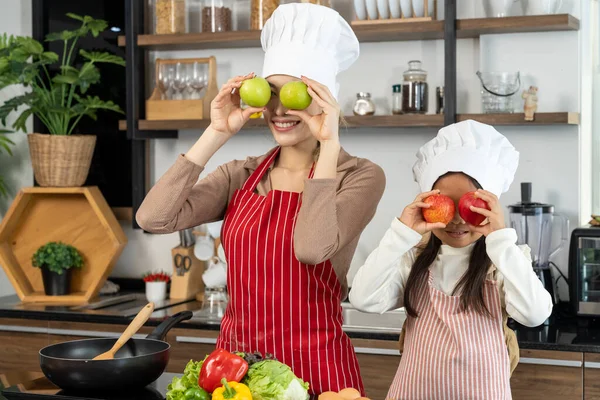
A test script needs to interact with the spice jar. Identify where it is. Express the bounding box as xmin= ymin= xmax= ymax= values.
xmin=203 ymin=0 xmax=233 ymax=32
xmin=353 ymin=92 xmax=375 ymax=116
xmin=436 ymin=86 xmax=444 ymax=114
xmin=251 ymin=0 xmax=279 ymax=30
xmin=392 ymin=84 xmax=402 ymax=115
xmin=402 ymin=60 xmax=429 ymax=114
xmin=155 ymin=0 xmax=187 ymax=34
